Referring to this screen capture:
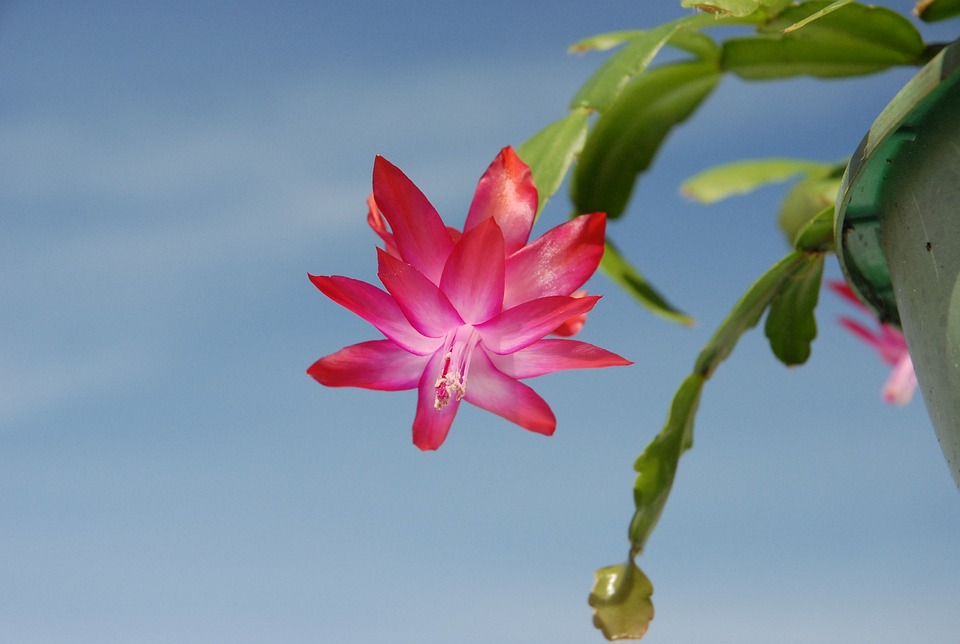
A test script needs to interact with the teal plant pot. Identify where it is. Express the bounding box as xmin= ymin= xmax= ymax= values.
xmin=836 ymin=41 xmax=960 ymax=488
